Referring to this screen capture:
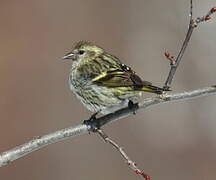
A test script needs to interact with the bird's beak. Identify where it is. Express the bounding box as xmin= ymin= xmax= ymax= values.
xmin=62 ymin=51 xmax=74 ymax=60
